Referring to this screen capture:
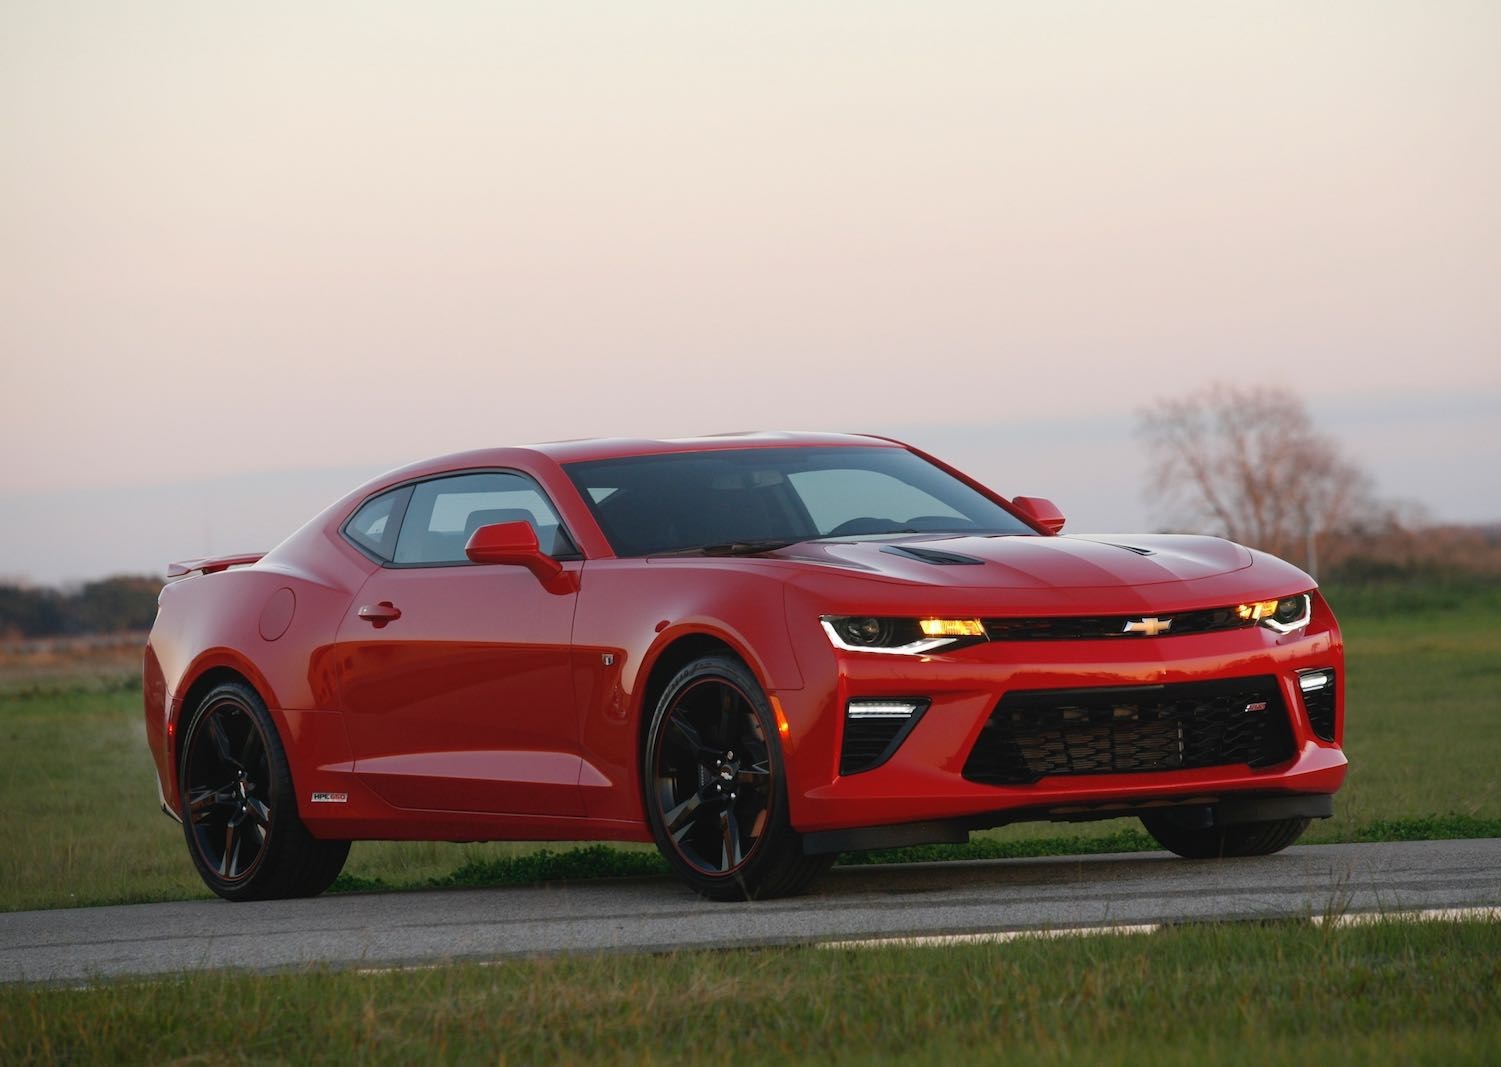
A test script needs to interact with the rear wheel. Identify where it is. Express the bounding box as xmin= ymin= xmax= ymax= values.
xmin=644 ymin=656 xmax=833 ymax=900
xmin=179 ymin=681 xmax=350 ymax=901
xmin=1140 ymin=811 xmax=1311 ymax=859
